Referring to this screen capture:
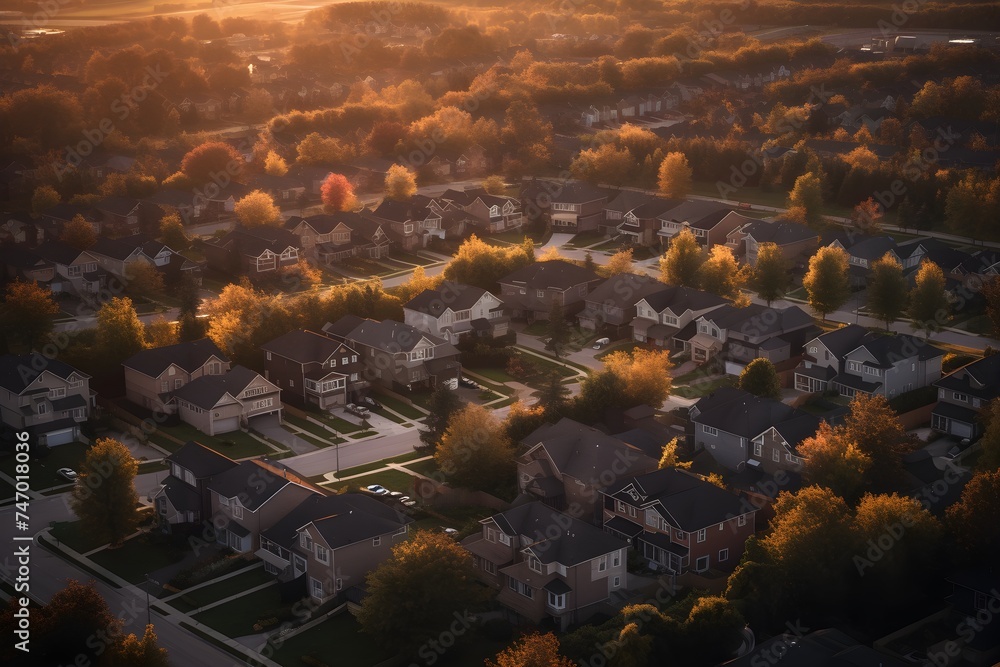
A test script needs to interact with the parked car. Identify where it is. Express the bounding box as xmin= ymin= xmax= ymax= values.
xmin=443 ymin=378 xmax=459 ymax=390
xmin=389 ymin=491 xmax=404 ymax=498
xmin=441 ymin=527 xmax=459 ymax=536
xmin=359 ymin=395 xmax=382 ymax=411
xmin=365 ymin=484 xmax=389 ymax=496
xmin=346 ymin=403 xmax=371 ymax=418
xmin=402 ymin=499 xmax=417 ymax=507
xmin=593 ymin=337 xmax=610 ymax=349
xmin=459 ymin=376 xmax=479 ymax=389
xmin=57 ymin=468 xmax=78 ymax=482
